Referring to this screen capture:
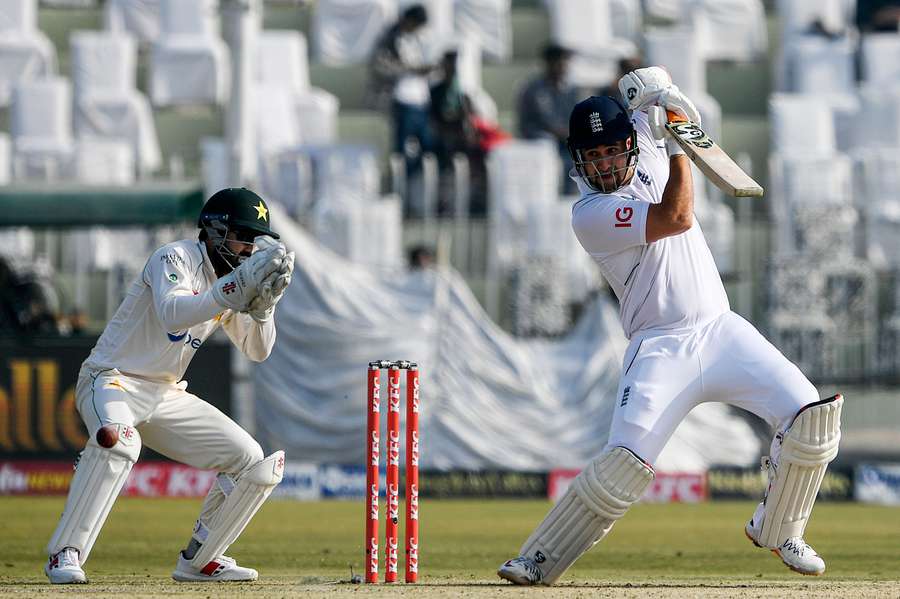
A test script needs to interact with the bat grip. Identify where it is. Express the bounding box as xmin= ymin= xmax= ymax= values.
xmin=666 ymin=110 xmax=687 ymax=124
